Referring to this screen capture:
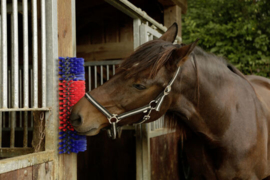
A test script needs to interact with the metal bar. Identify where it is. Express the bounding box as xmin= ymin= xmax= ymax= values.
xmin=8 ymin=70 xmax=11 ymax=108
xmin=3 ymin=113 xmax=5 ymax=128
xmin=45 ymin=0 xmax=59 ymax=154
xmin=8 ymin=71 xmax=11 ymax=128
xmin=133 ymin=19 xmax=141 ymax=49
xmin=0 ymin=112 xmax=2 ymax=147
xmin=94 ymin=66 xmax=97 ymax=88
xmin=0 ymin=13 xmax=2 ymax=148
xmin=20 ymin=69 xmax=22 ymax=127
xmin=88 ymin=66 xmax=91 ymax=91
xmin=10 ymin=112 xmax=16 ymax=148
xmin=106 ymin=65 xmax=109 ymax=80
xmin=113 ymin=65 xmax=115 ymax=75
xmin=1 ymin=0 xmax=7 ymax=108
xmin=105 ymin=0 xmax=182 ymax=43
xmin=12 ymin=0 xmax=19 ymax=108
xmin=41 ymin=0 xmax=46 ymax=107
xmin=100 ymin=65 xmax=103 ymax=85
xmin=30 ymin=69 xmax=33 ymax=127
xmin=23 ymin=0 xmax=29 ymax=108
xmin=23 ymin=111 xmax=28 ymax=147
xmin=0 ymin=15 xmax=2 ymax=109
xmin=32 ymin=0 xmax=38 ymax=108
